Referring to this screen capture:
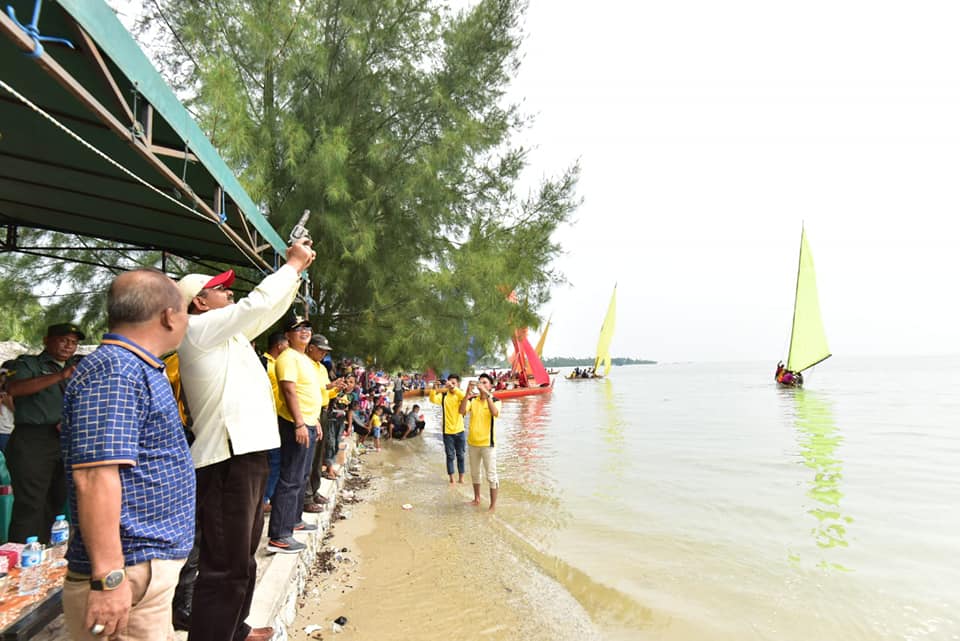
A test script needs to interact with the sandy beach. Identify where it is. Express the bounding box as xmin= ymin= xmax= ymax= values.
xmin=287 ymin=441 xmax=599 ymax=641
